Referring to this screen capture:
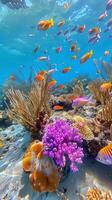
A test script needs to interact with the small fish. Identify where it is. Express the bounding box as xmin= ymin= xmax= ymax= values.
xmin=72 ymin=55 xmax=77 ymax=60
xmin=61 ymin=67 xmax=71 ymax=73
xmin=63 ymin=2 xmax=70 ymax=9
xmin=38 ymin=70 xmax=47 ymax=76
xmin=106 ymin=0 xmax=112 ymax=10
xmin=64 ymin=29 xmax=69 ymax=35
xmin=89 ymin=27 xmax=101 ymax=35
xmin=98 ymin=11 xmax=107 ymax=21
xmin=57 ymin=30 xmax=63 ymax=36
xmin=75 ymin=47 xmax=80 ymax=55
xmin=71 ymin=43 xmax=76 ymax=52
xmin=57 ymin=84 xmax=65 ymax=89
xmin=35 ymin=74 xmax=44 ymax=81
xmin=38 ymin=18 xmax=54 ymax=31
xmin=56 ymin=47 xmax=62 ymax=53
xmin=88 ymin=34 xmax=100 ymax=44
xmin=33 ymin=47 xmax=39 ymax=53
xmin=107 ymin=18 xmax=112 ymax=27
xmin=104 ymin=50 xmax=109 ymax=56
xmin=96 ymin=144 xmax=112 ymax=165
xmin=71 ymin=25 xmax=78 ymax=32
xmin=39 ymin=56 xmax=49 ymax=61
xmin=28 ymin=33 xmax=35 ymax=37
xmin=53 ymin=105 xmax=64 ymax=111
xmin=100 ymin=82 xmax=112 ymax=92
xmin=72 ymin=96 xmax=94 ymax=107
xmin=78 ymin=25 xmax=86 ymax=33
xmin=58 ymin=20 xmax=65 ymax=27
xmin=48 ymin=80 xmax=57 ymax=88
xmin=47 ymin=68 xmax=57 ymax=74
xmin=9 ymin=75 xmax=15 ymax=81
xmin=80 ymin=50 xmax=93 ymax=64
